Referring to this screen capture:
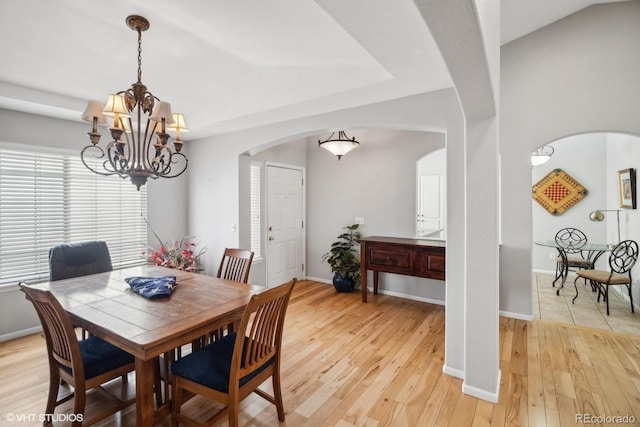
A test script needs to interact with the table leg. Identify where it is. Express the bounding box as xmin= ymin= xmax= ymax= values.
xmin=555 ymin=248 xmax=568 ymax=296
xmin=373 ymin=271 xmax=379 ymax=295
xmin=135 ymin=357 xmax=157 ymax=427
xmin=361 ymin=271 xmax=367 ymax=303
